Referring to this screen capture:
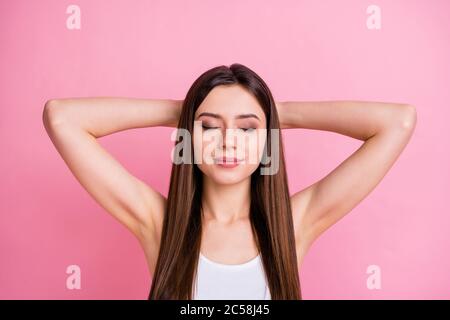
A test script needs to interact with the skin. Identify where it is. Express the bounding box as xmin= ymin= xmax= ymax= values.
xmin=42 ymin=85 xmax=417 ymax=277
xmin=193 ymin=85 xmax=267 ymax=265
